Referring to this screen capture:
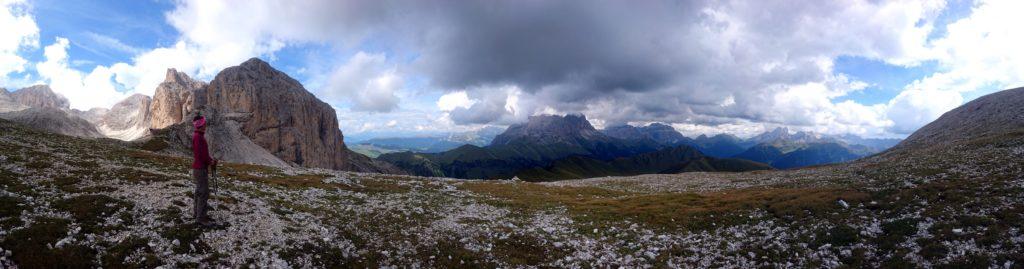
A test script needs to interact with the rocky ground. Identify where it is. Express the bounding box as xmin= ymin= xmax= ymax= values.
xmin=1 ymin=118 xmax=1023 ymax=268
